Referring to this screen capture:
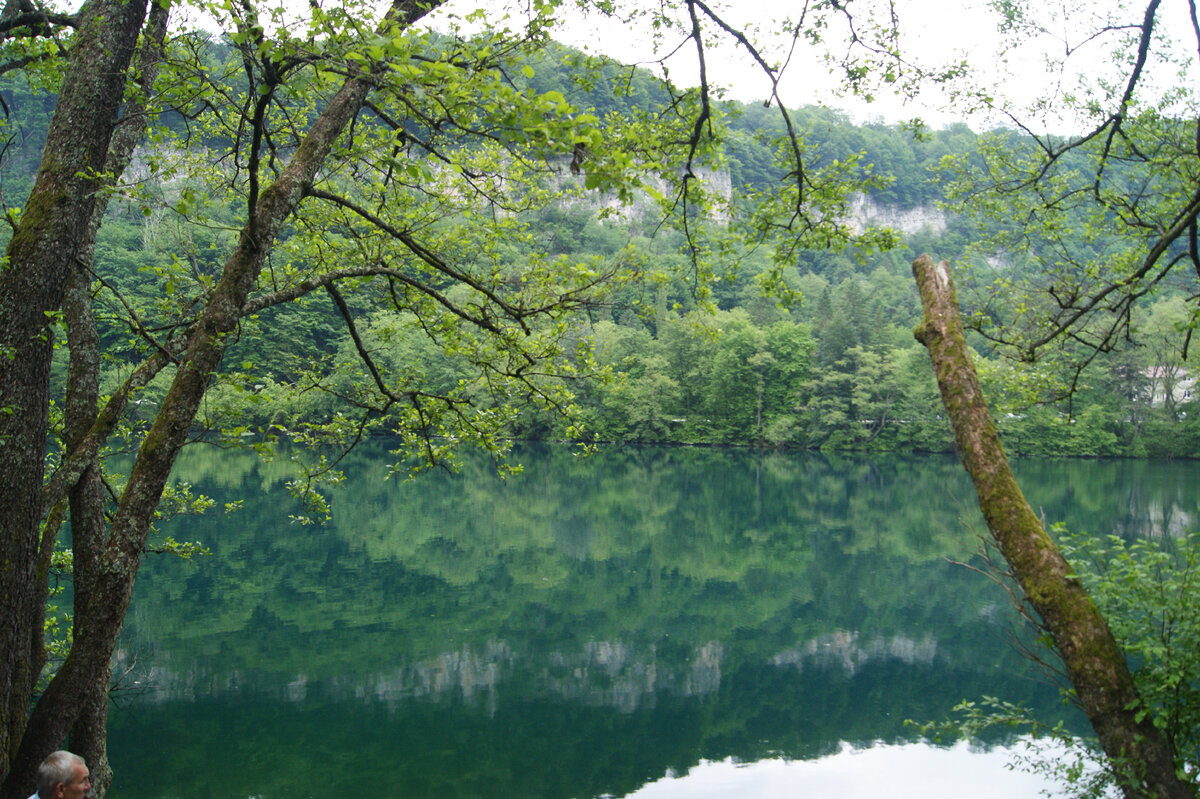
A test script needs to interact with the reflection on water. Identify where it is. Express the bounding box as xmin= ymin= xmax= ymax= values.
xmin=621 ymin=740 xmax=1079 ymax=799
xmin=105 ymin=445 xmax=1192 ymax=799
xmin=769 ymin=631 xmax=938 ymax=675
